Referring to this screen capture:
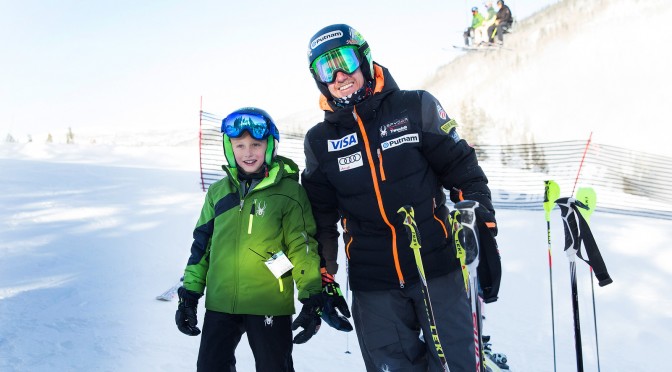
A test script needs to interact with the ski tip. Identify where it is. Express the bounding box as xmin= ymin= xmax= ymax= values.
xmin=451 ymin=44 xmax=511 ymax=52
